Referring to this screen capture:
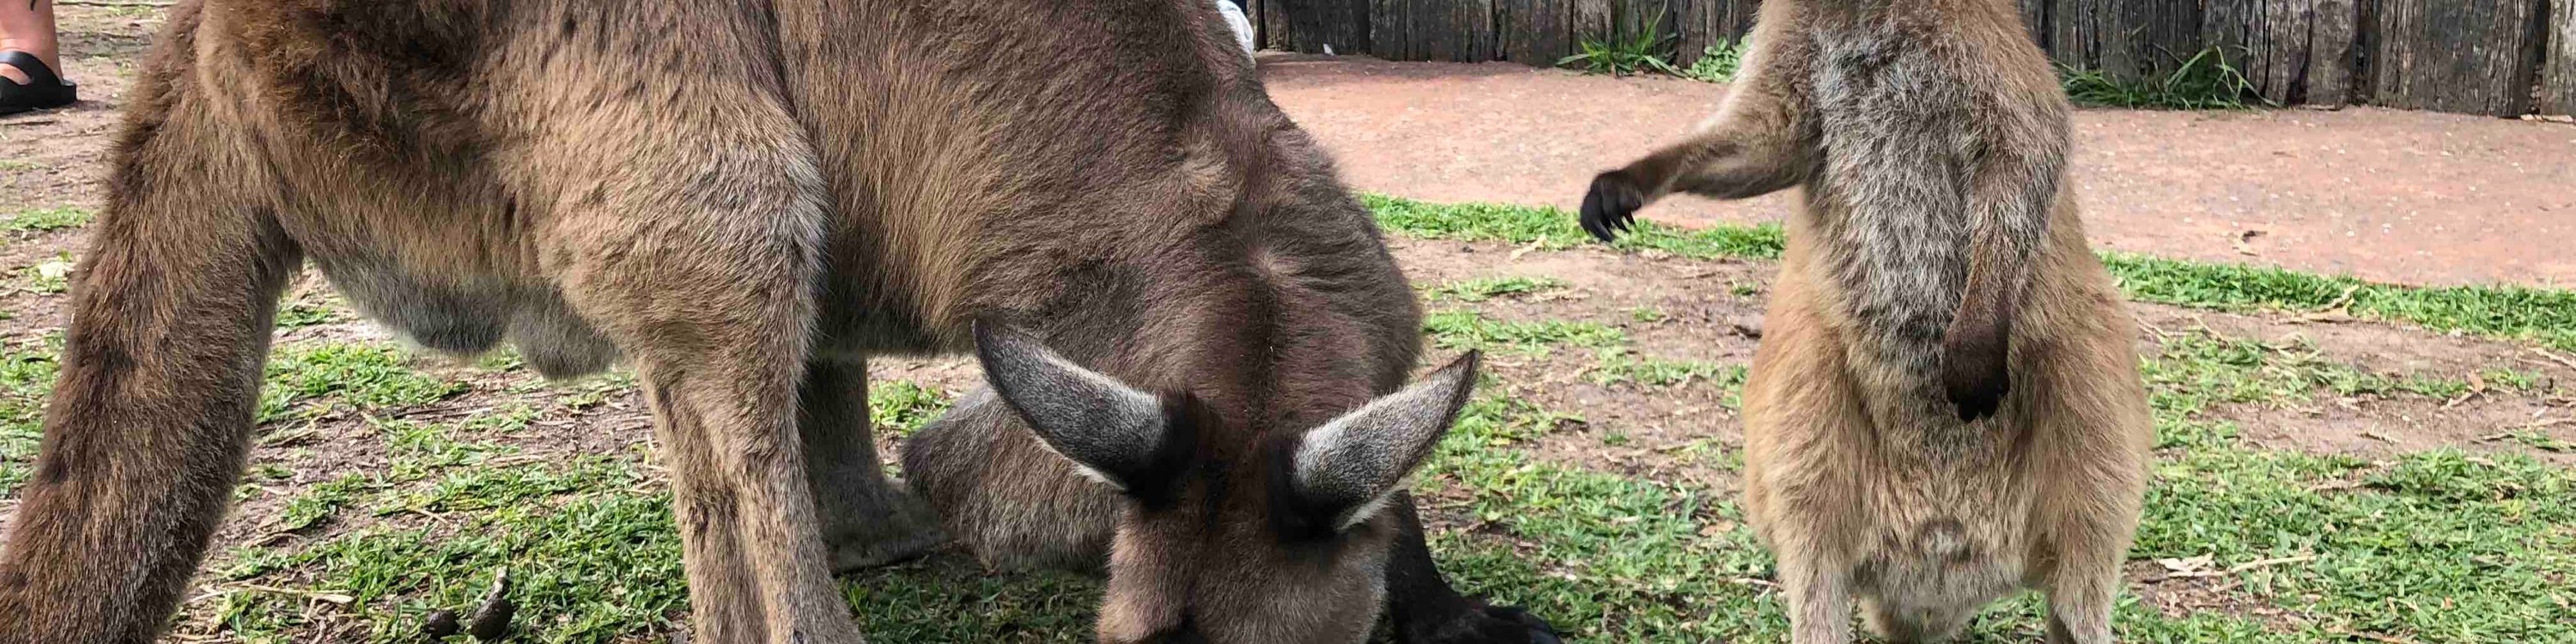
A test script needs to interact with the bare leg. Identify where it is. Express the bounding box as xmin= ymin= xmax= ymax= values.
xmin=0 ymin=0 xmax=61 ymax=83
xmin=0 ymin=94 xmax=299 ymax=642
xmin=797 ymin=355 xmax=945 ymax=572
